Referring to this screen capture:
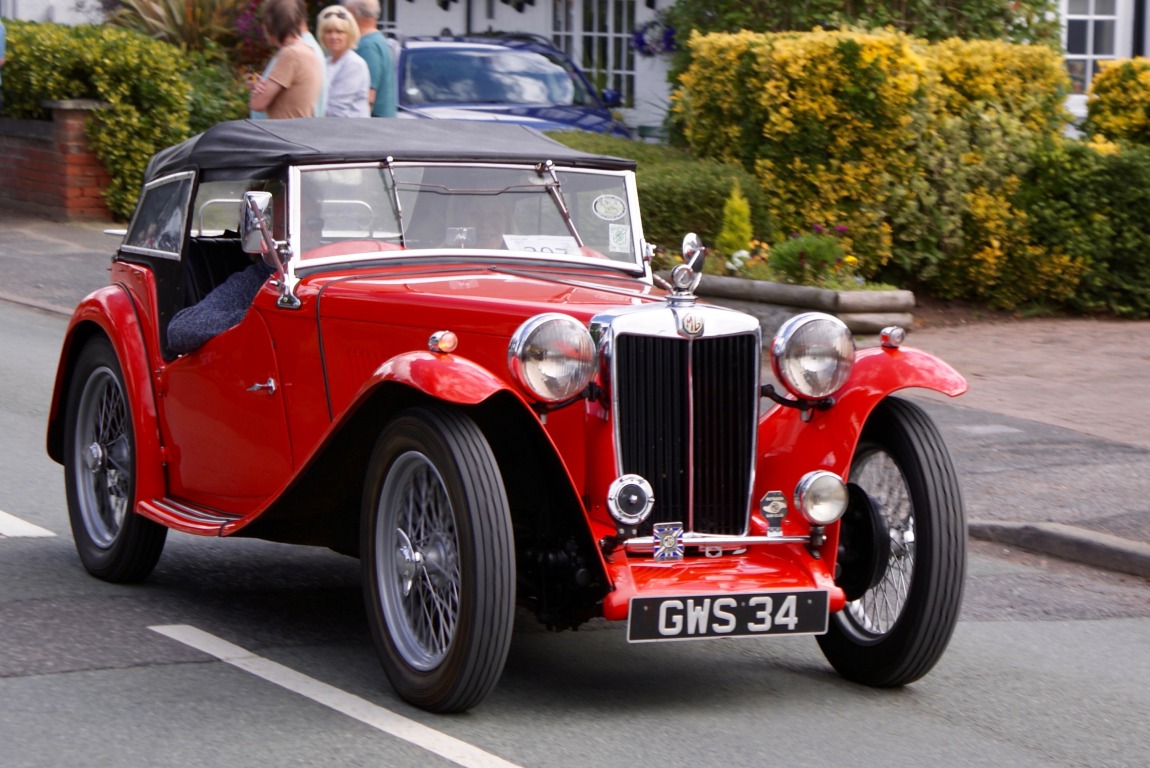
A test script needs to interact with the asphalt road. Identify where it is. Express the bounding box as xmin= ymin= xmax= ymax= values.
xmin=3 ymin=299 xmax=1149 ymax=768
